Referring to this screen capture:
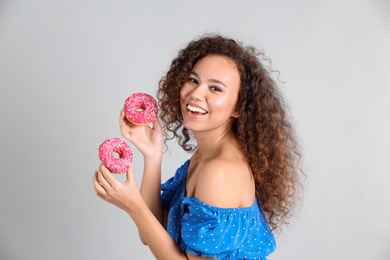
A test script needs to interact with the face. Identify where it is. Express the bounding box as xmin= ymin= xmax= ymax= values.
xmin=180 ymin=54 xmax=241 ymax=134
